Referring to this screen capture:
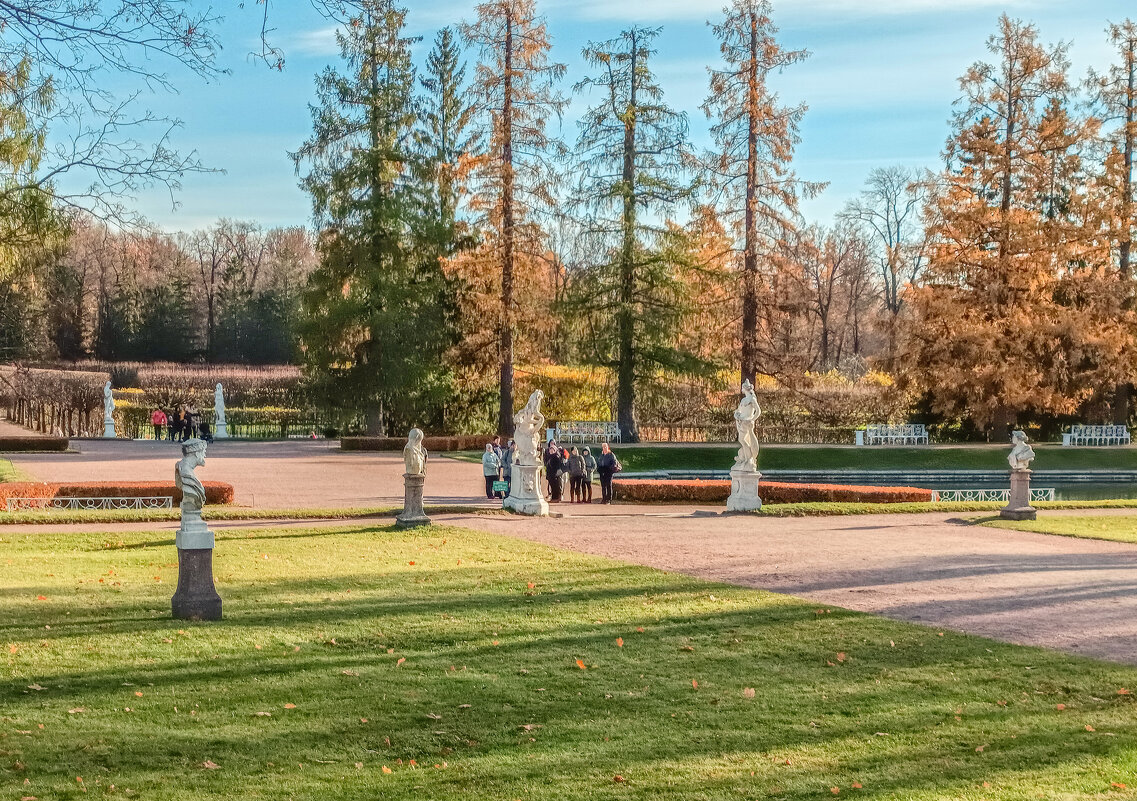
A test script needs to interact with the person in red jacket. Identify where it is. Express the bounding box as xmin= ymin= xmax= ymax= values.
xmin=150 ymin=408 xmax=168 ymax=441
